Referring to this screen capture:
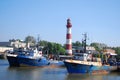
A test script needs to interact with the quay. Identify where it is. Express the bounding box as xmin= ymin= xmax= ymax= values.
xmin=0 ymin=46 xmax=13 ymax=59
